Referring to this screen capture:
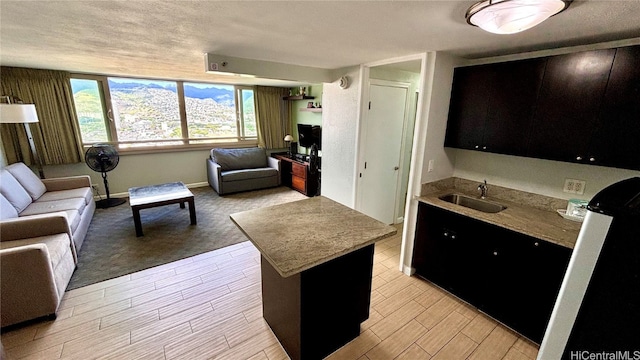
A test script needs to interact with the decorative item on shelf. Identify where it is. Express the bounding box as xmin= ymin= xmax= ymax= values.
xmin=307 ymin=101 xmax=315 ymax=108
xmin=284 ymin=134 xmax=294 ymax=156
xmin=0 ymin=95 xmax=45 ymax=178
xmin=299 ymin=86 xmax=306 ymax=96
xmin=315 ymin=102 xmax=321 ymax=108
xmin=465 ymin=0 xmax=571 ymax=34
